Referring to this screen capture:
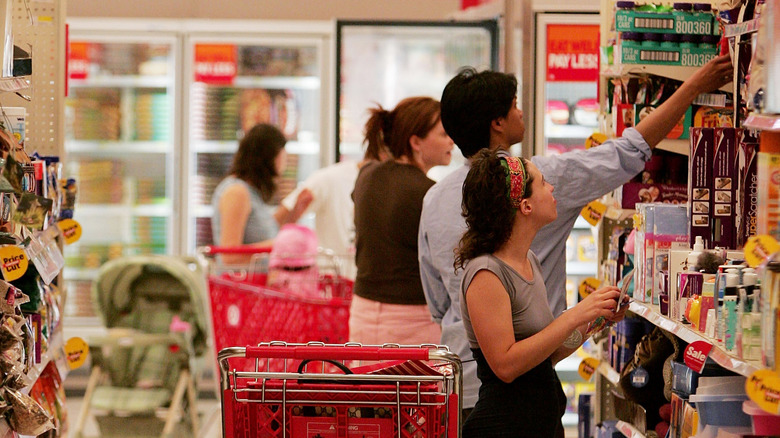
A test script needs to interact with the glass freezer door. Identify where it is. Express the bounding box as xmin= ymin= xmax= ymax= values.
xmin=65 ymin=34 xmax=178 ymax=320
xmin=336 ymin=20 xmax=498 ymax=180
xmin=185 ymin=36 xmax=326 ymax=253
